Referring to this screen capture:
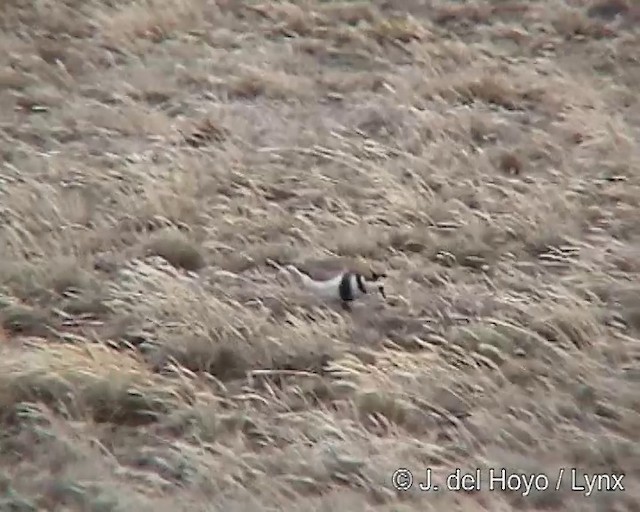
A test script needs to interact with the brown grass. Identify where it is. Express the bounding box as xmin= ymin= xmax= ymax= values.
xmin=1 ymin=0 xmax=639 ymax=510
